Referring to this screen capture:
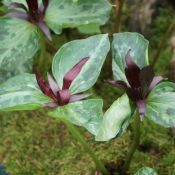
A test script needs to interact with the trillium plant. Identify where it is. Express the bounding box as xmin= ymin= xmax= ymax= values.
xmin=0 ymin=0 xmax=112 ymax=83
xmin=1 ymin=33 xmax=175 ymax=175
